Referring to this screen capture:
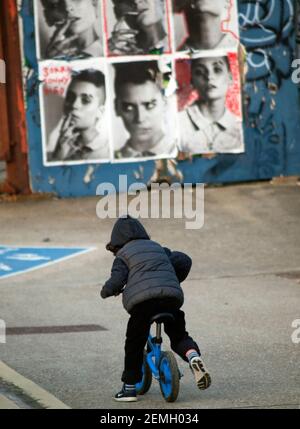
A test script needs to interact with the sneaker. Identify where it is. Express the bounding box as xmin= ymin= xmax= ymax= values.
xmin=190 ymin=357 xmax=211 ymax=390
xmin=114 ymin=386 xmax=137 ymax=402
